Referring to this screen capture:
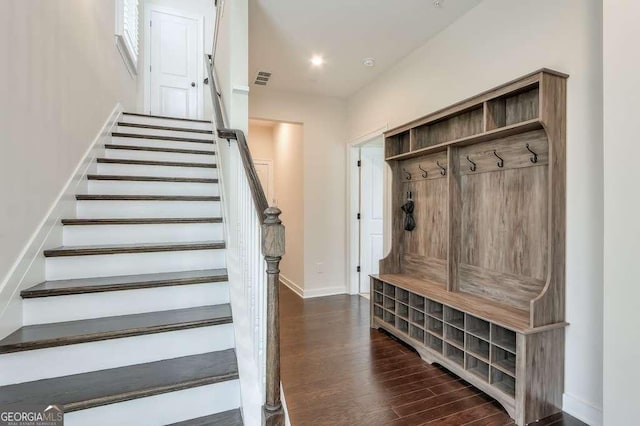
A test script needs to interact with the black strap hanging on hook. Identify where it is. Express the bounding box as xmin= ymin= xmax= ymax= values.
xmin=526 ymin=144 xmax=538 ymax=163
xmin=436 ymin=160 xmax=446 ymax=176
xmin=494 ymin=150 xmax=504 ymax=168
xmin=418 ymin=164 xmax=428 ymax=178
xmin=466 ymin=155 xmax=477 ymax=172
xmin=403 ymin=168 xmax=412 ymax=180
